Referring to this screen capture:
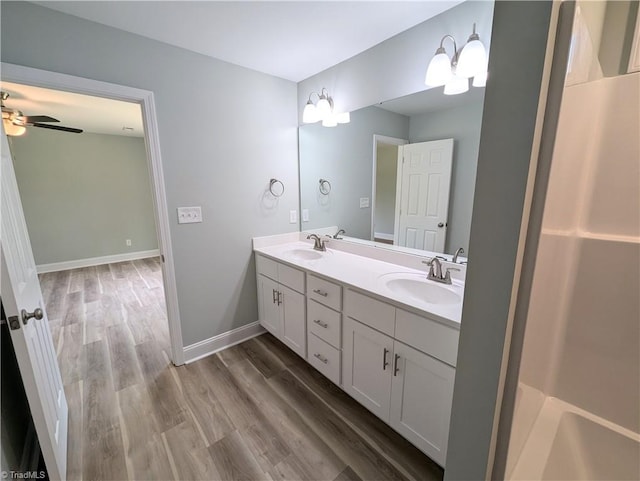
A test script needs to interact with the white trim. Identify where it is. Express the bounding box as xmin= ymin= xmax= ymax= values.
xmin=183 ymin=322 xmax=266 ymax=364
xmin=36 ymin=249 xmax=160 ymax=274
xmin=373 ymin=232 xmax=394 ymax=241
xmin=1 ymin=62 xmax=185 ymax=365
xmin=371 ymin=134 xmax=408 ymax=242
